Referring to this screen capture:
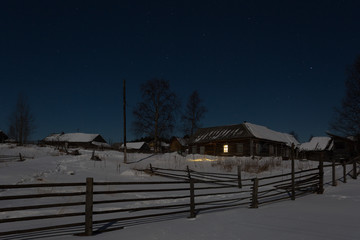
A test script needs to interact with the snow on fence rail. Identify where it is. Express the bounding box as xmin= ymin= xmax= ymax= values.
xmin=0 ymin=158 xmax=359 ymax=238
